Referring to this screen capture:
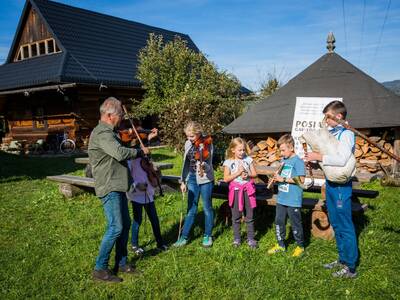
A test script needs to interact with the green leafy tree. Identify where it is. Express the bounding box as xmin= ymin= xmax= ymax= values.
xmin=259 ymin=73 xmax=281 ymax=98
xmin=134 ymin=34 xmax=242 ymax=151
